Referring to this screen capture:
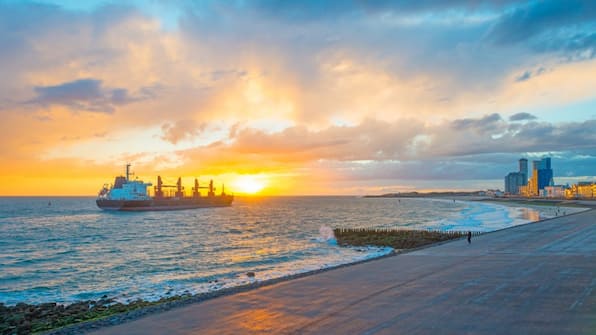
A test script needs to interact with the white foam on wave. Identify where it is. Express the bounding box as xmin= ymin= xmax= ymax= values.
xmin=442 ymin=201 xmax=588 ymax=233
xmin=112 ymin=244 xmax=393 ymax=304
xmin=317 ymin=225 xmax=338 ymax=245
